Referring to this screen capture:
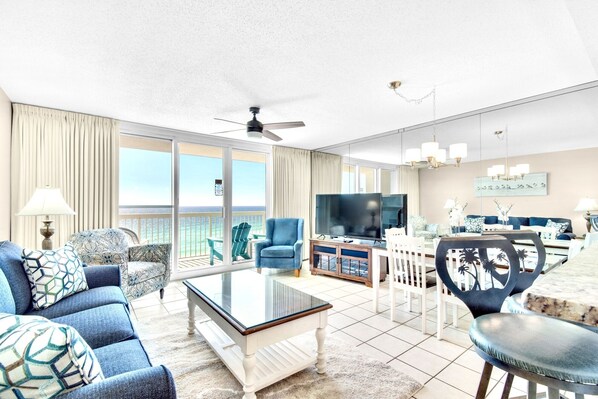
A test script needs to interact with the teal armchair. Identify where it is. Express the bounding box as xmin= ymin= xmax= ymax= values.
xmin=207 ymin=222 xmax=252 ymax=265
xmin=255 ymin=218 xmax=304 ymax=277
